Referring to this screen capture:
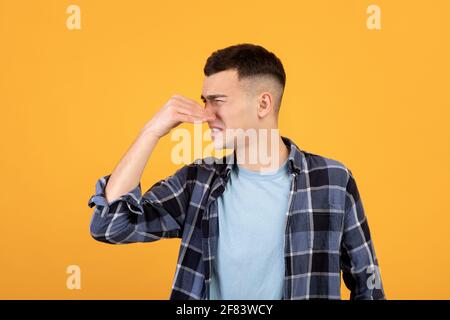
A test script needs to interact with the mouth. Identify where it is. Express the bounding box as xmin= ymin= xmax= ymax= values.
xmin=210 ymin=127 xmax=224 ymax=133
xmin=208 ymin=123 xmax=225 ymax=134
